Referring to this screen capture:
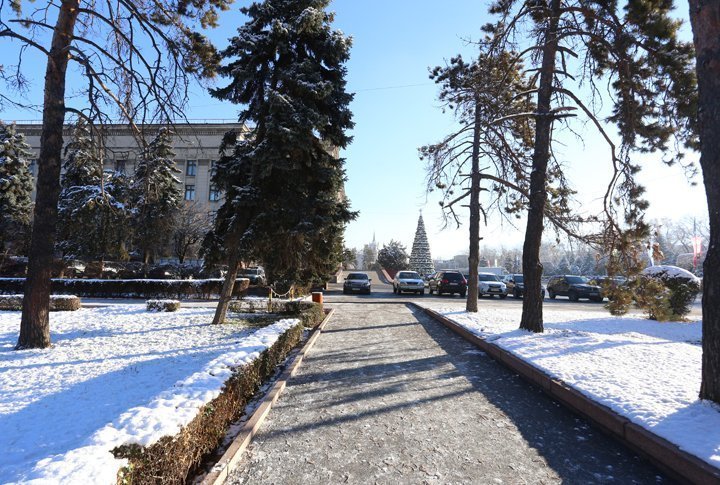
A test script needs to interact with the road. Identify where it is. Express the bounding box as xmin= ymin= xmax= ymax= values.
xmin=228 ymin=276 xmax=668 ymax=483
xmin=328 ymin=270 xmax=703 ymax=319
